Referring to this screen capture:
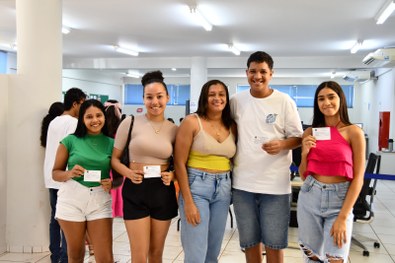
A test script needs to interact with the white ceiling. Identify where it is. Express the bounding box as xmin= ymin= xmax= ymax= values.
xmin=1 ymin=0 xmax=395 ymax=78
